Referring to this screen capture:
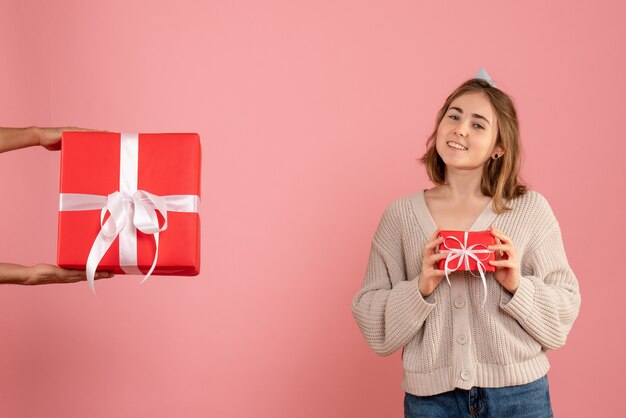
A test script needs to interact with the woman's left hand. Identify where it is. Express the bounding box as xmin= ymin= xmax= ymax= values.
xmin=488 ymin=225 xmax=521 ymax=294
